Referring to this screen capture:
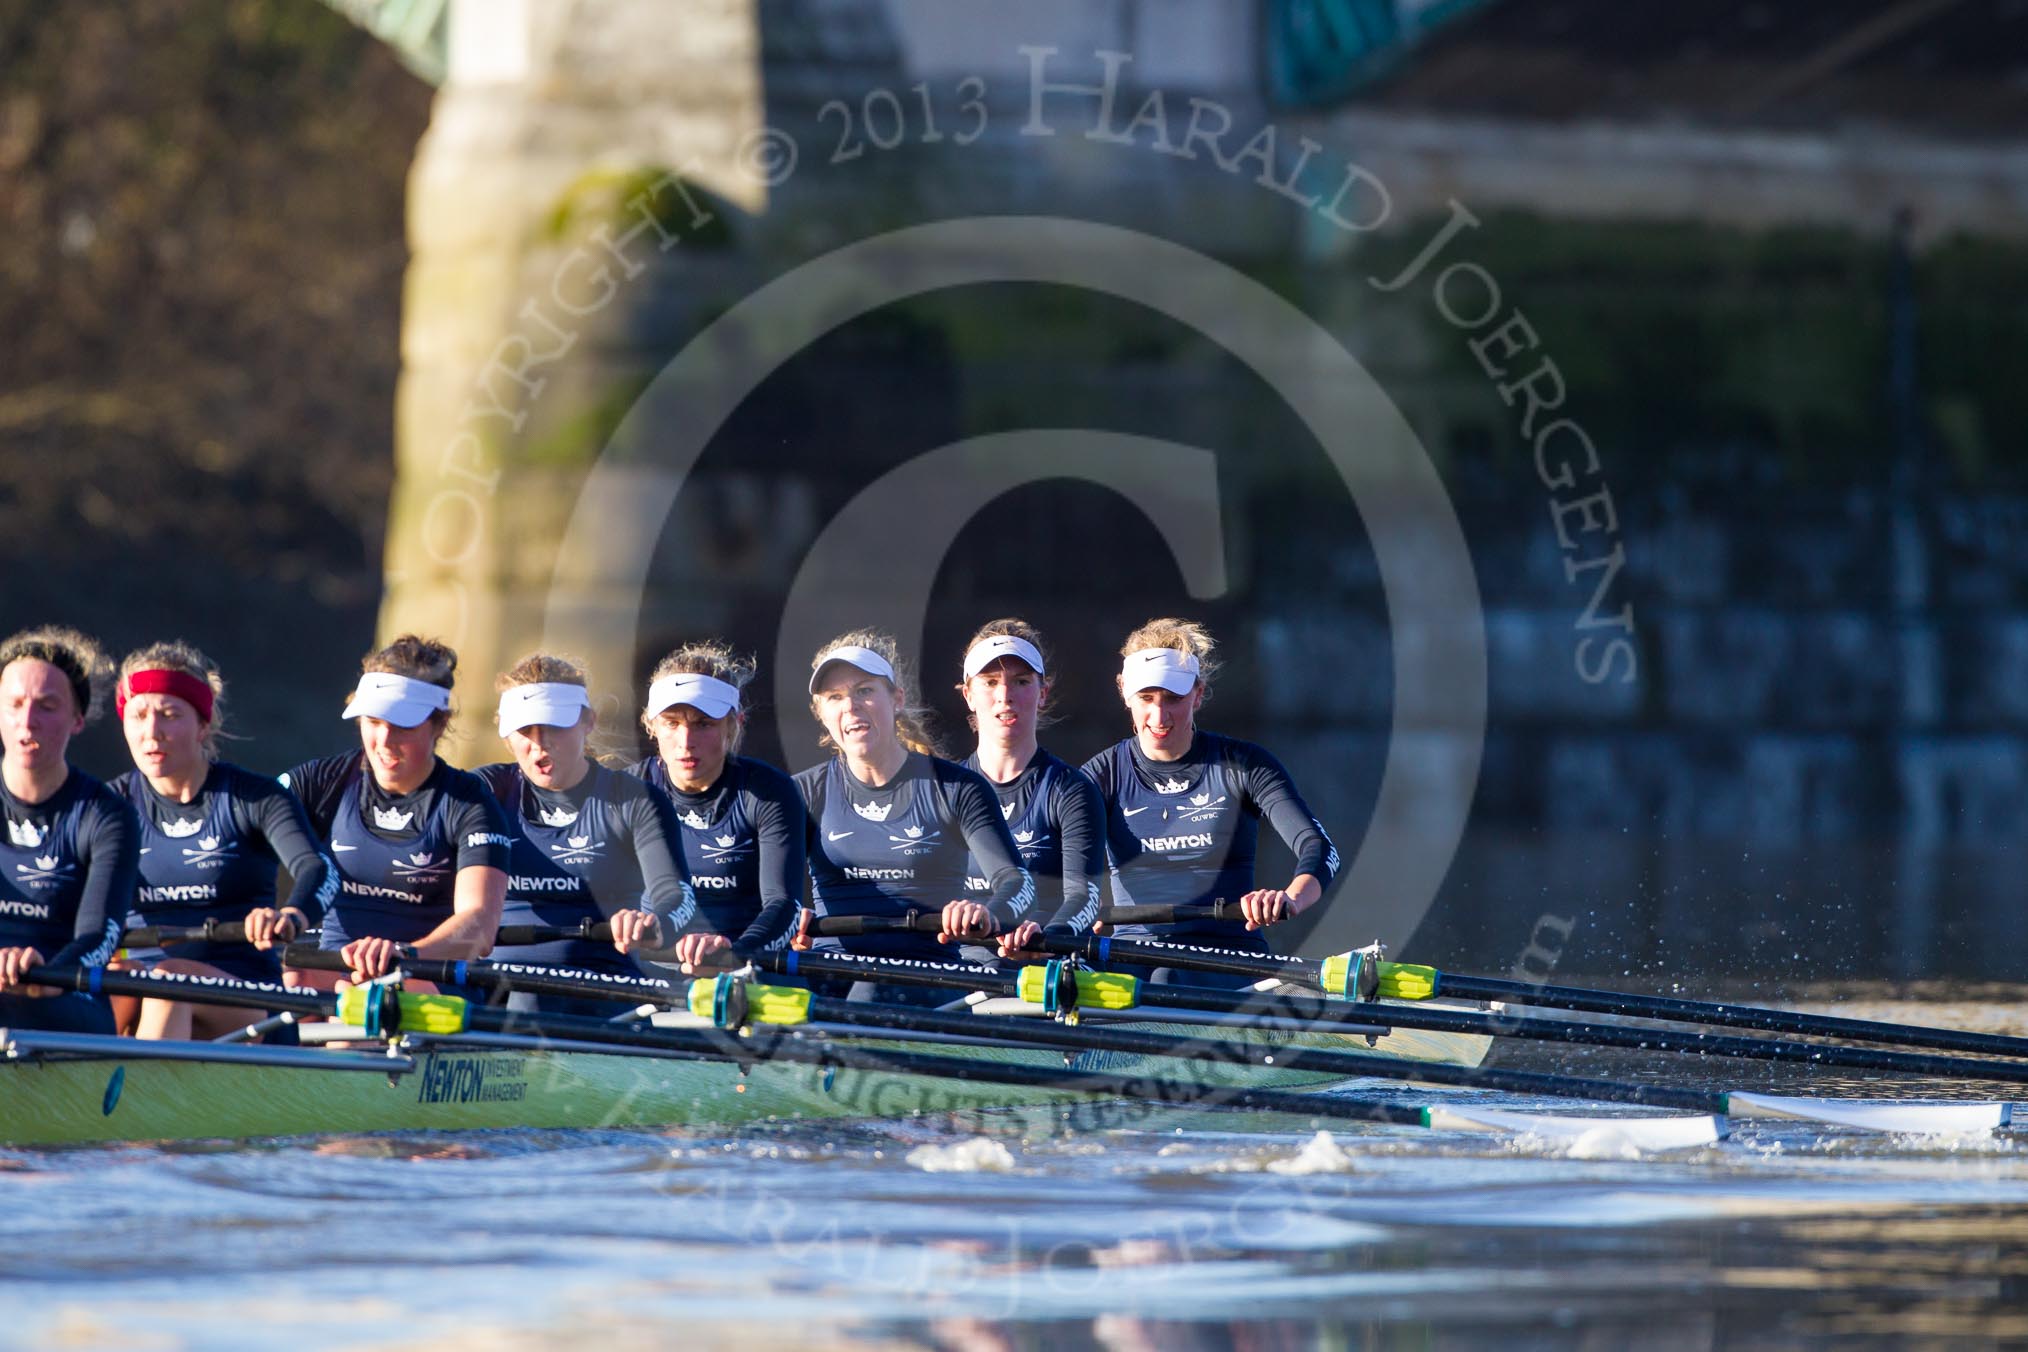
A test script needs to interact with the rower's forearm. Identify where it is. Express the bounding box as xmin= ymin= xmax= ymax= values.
xmin=411 ymin=913 xmax=496 ymax=961
xmin=1287 ymin=875 xmax=1322 ymax=912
